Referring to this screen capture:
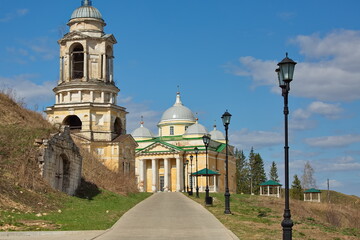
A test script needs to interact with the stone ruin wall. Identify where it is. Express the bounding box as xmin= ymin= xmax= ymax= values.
xmin=36 ymin=126 xmax=82 ymax=195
